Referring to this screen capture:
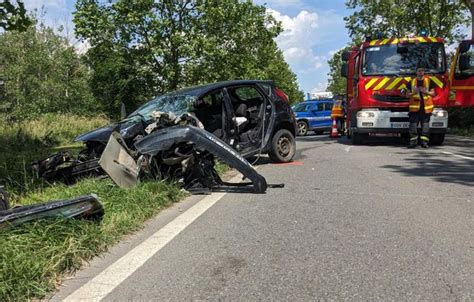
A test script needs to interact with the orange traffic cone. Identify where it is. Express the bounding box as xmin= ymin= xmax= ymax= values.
xmin=330 ymin=118 xmax=339 ymax=138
